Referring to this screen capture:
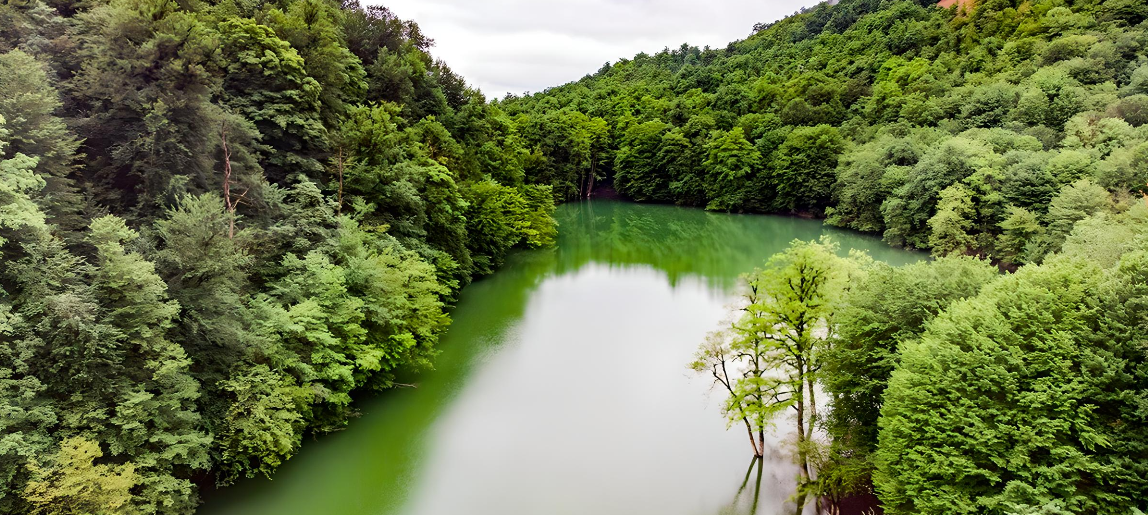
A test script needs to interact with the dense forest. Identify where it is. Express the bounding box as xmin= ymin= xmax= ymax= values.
xmin=0 ymin=0 xmax=557 ymax=512
xmin=1 ymin=0 xmax=1146 ymax=513
xmin=500 ymin=0 xmax=1148 ymax=266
